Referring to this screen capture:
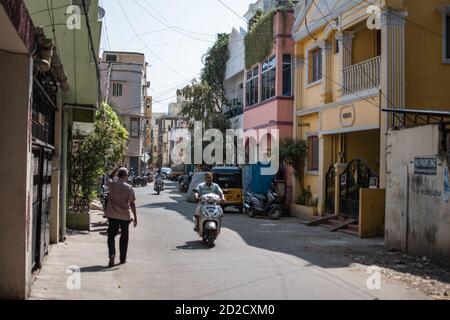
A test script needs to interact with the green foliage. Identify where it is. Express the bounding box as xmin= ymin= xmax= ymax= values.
xmin=201 ymin=33 xmax=229 ymax=105
xmin=279 ymin=138 xmax=308 ymax=178
xmin=177 ymin=33 xmax=230 ymax=129
xmin=245 ymin=10 xmax=275 ymax=69
xmin=69 ymin=102 xmax=128 ymax=202
xmin=298 ymin=187 xmax=312 ymax=206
